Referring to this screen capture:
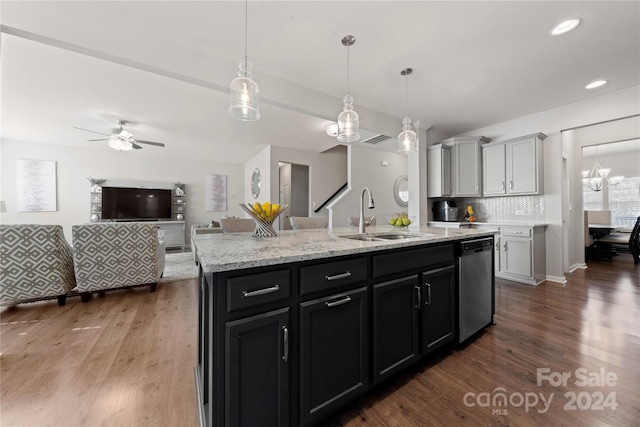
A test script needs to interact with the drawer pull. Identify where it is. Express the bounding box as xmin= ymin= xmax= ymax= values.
xmin=242 ymin=285 xmax=280 ymax=298
xmin=325 ymin=296 xmax=352 ymax=307
xmin=425 ymin=283 xmax=432 ymax=305
xmin=282 ymin=326 xmax=289 ymax=363
xmin=325 ymin=272 xmax=352 ymax=281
